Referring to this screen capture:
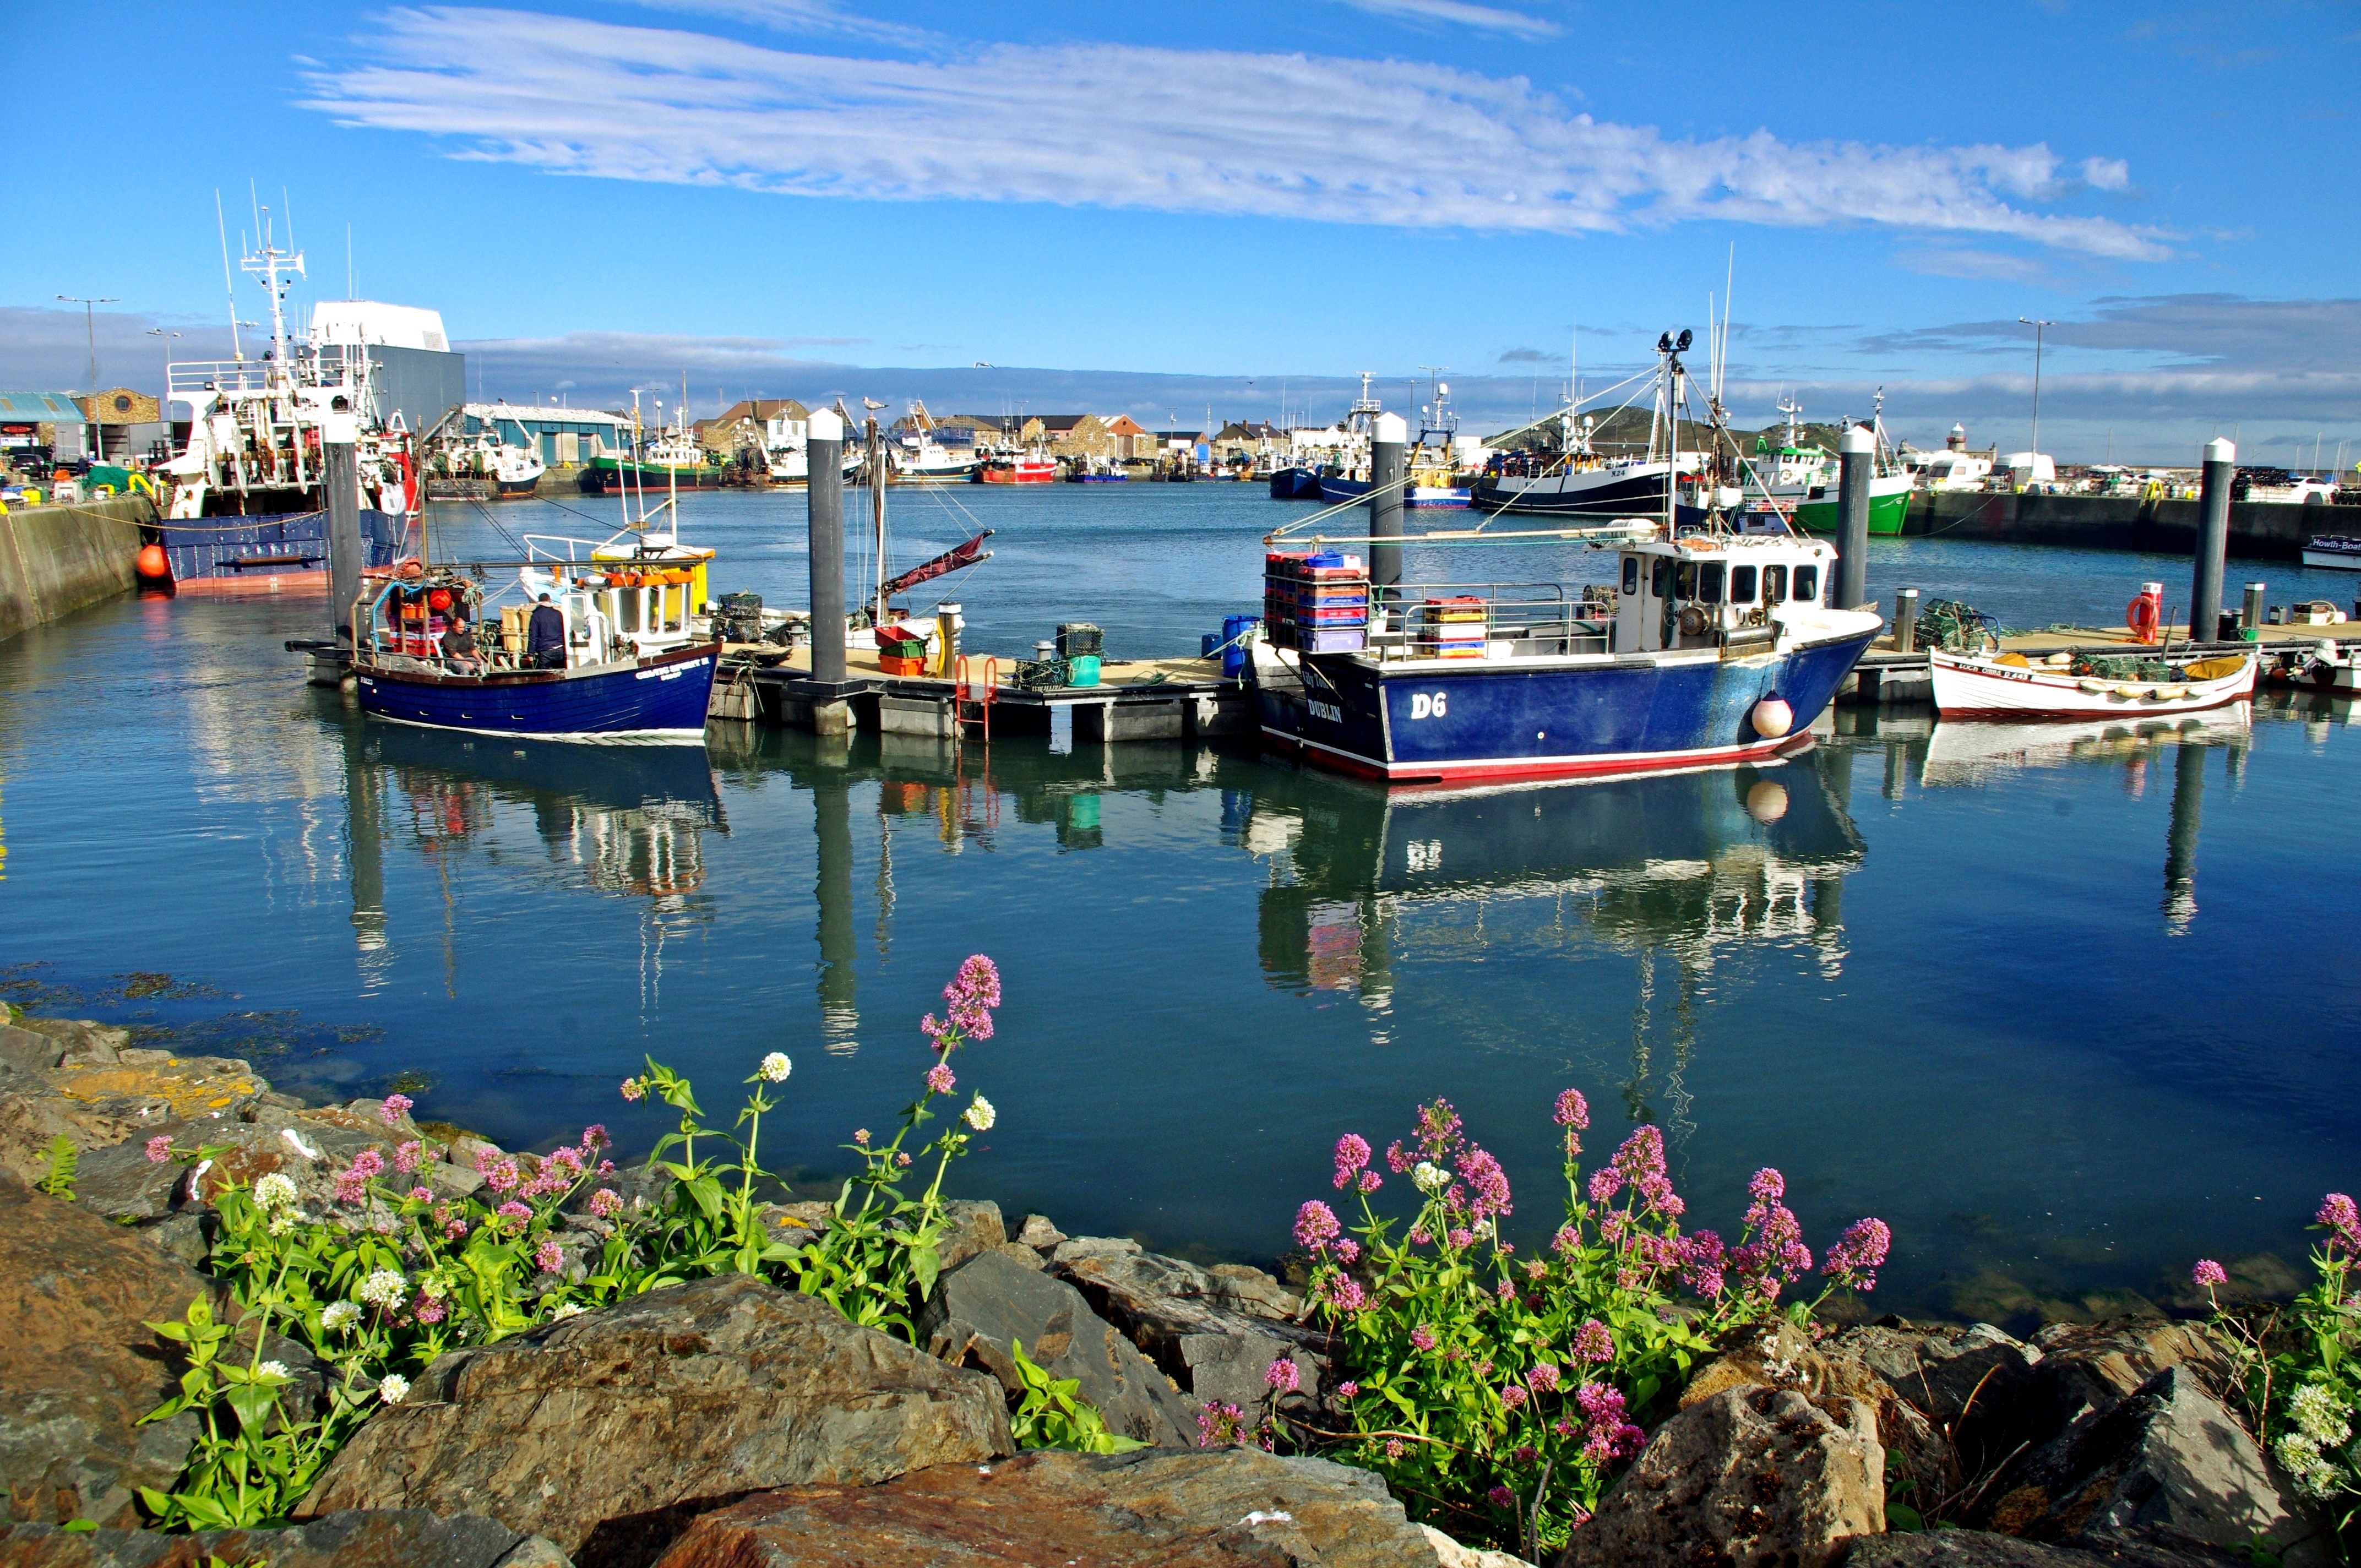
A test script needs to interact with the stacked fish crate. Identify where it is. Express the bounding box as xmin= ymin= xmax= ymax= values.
xmin=1416 ymin=596 xmax=1489 ymax=658
xmin=1264 ymin=551 xmax=1369 ymax=653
